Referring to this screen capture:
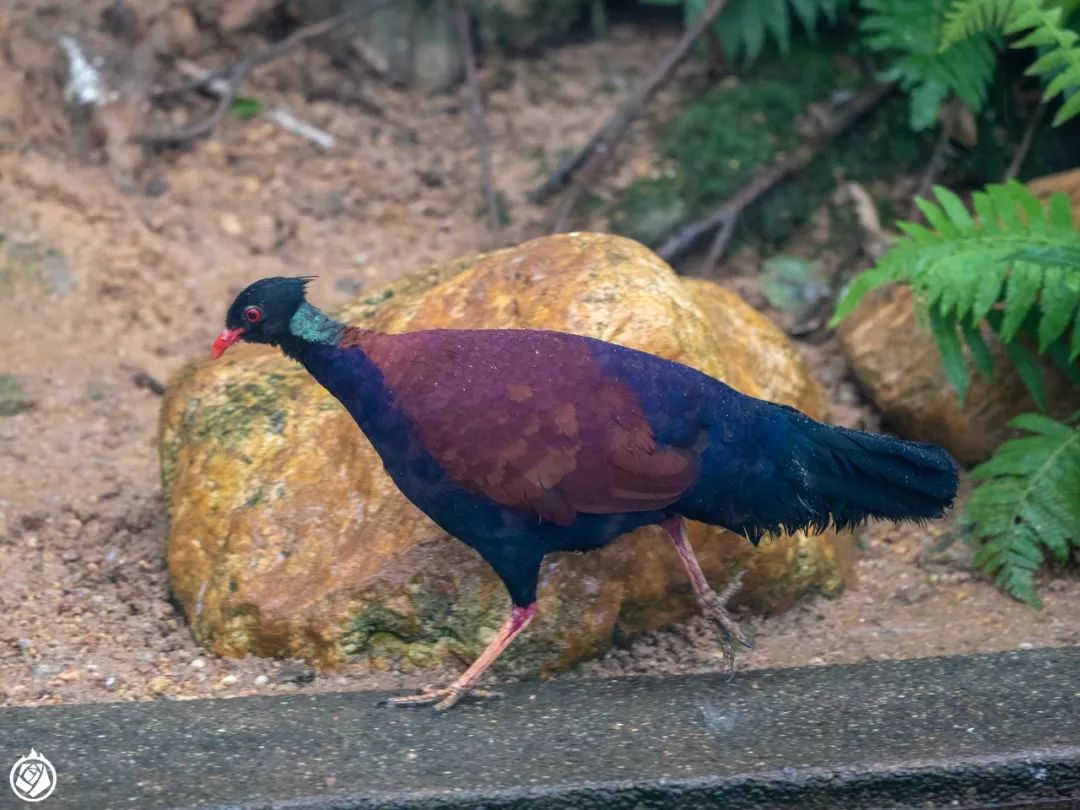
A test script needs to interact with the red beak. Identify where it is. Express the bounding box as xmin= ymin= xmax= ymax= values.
xmin=211 ymin=327 xmax=244 ymax=359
